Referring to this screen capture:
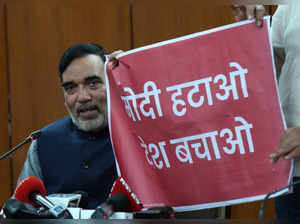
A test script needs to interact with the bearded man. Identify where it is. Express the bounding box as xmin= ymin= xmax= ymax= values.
xmin=17 ymin=43 xmax=118 ymax=209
